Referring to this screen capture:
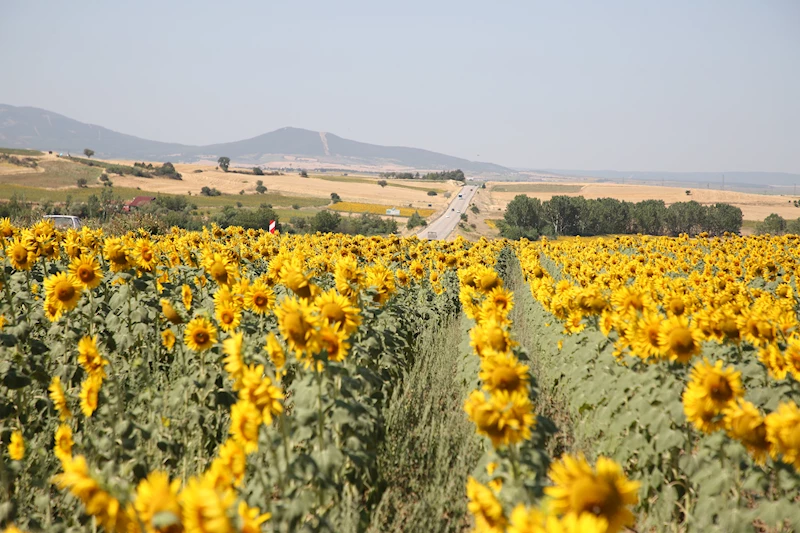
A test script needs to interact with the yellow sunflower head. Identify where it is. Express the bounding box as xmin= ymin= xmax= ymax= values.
xmin=184 ymin=316 xmax=218 ymax=352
